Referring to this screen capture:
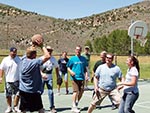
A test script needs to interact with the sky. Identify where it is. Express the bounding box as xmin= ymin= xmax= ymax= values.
xmin=0 ymin=0 xmax=143 ymax=19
